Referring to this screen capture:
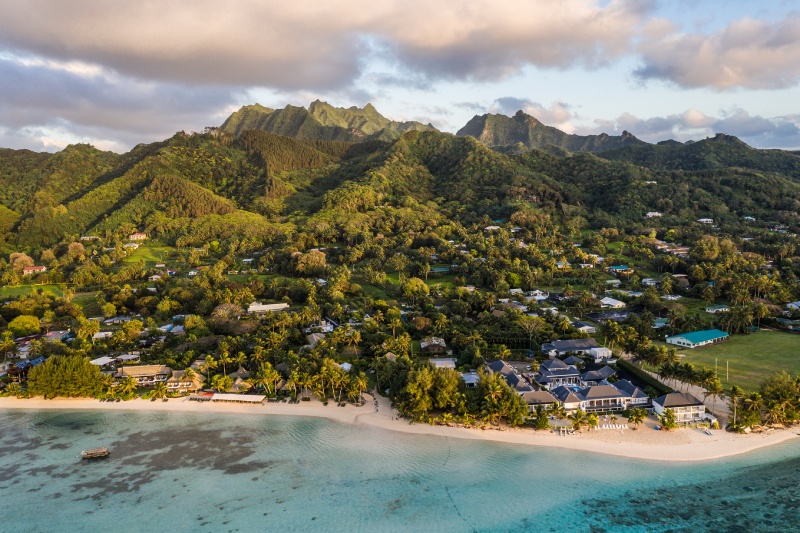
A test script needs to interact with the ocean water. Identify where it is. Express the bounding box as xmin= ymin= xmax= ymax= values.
xmin=0 ymin=409 xmax=798 ymax=533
